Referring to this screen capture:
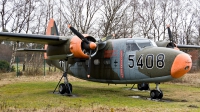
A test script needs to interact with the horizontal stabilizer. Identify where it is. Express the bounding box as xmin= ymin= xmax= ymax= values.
xmin=17 ymin=48 xmax=46 ymax=52
xmin=47 ymin=54 xmax=73 ymax=60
